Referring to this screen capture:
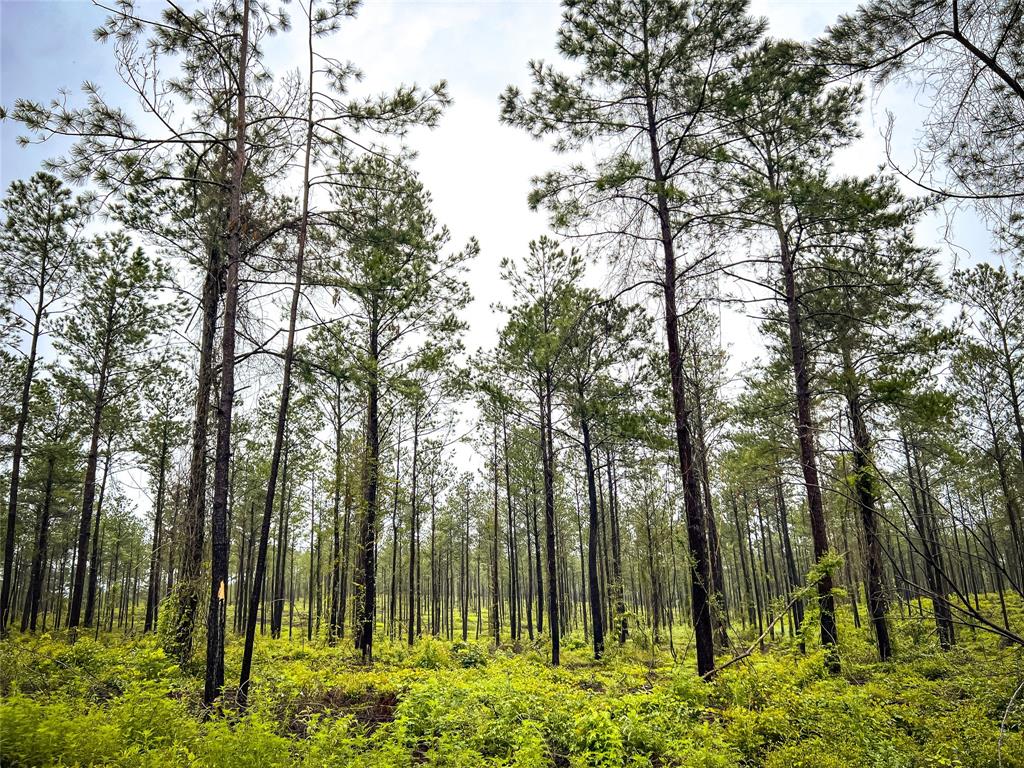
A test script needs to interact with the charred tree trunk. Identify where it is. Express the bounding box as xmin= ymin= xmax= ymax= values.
xmin=203 ymin=0 xmax=251 ymax=706
xmin=354 ymin=312 xmax=381 ymax=662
